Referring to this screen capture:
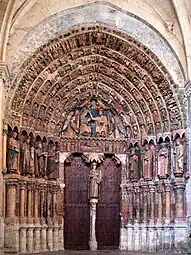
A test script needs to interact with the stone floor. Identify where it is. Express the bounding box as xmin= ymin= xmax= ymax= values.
xmin=30 ymin=251 xmax=180 ymax=255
